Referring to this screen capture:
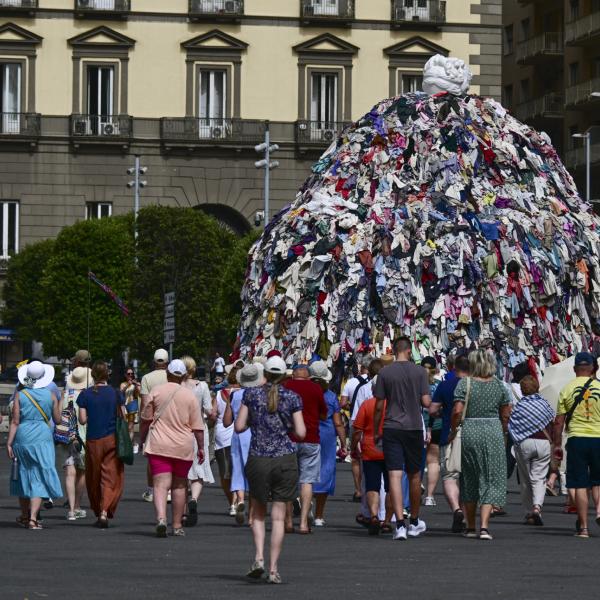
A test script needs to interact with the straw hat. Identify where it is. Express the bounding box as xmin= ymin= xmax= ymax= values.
xmin=236 ymin=363 xmax=265 ymax=388
xmin=18 ymin=361 xmax=55 ymax=389
xmin=66 ymin=367 xmax=94 ymax=390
